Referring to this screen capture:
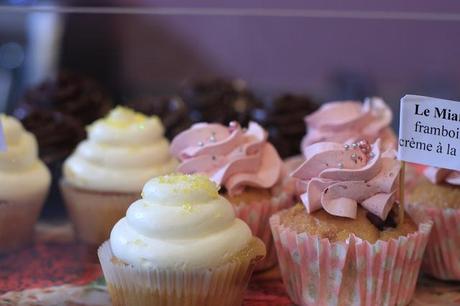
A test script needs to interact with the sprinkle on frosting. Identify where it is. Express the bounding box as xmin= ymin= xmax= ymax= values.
xmin=170 ymin=121 xmax=282 ymax=196
xmin=64 ymin=106 xmax=177 ymax=192
xmin=292 ymin=139 xmax=400 ymax=220
xmin=87 ymin=106 xmax=152 ymax=130
xmin=301 ymin=97 xmax=396 ymax=155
